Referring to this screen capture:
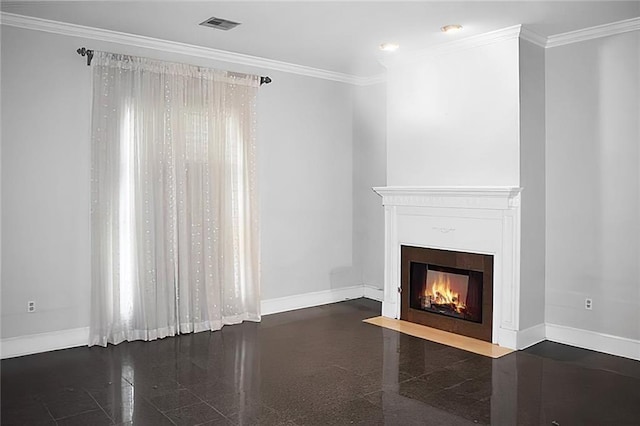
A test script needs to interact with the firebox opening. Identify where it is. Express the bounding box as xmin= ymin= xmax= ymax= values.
xmin=401 ymin=245 xmax=493 ymax=342
xmin=409 ymin=263 xmax=483 ymax=323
